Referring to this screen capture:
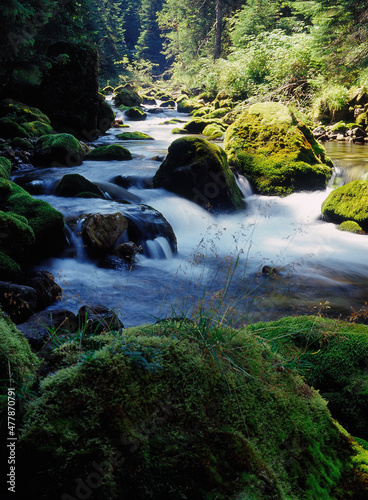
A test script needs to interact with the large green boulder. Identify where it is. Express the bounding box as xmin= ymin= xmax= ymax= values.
xmin=321 ymin=180 xmax=368 ymax=231
xmin=114 ymin=87 xmax=142 ymax=107
xmin=224 ymin=102 xmax=333 ymax=196
xmin=35 ymin=133 xmax=85 ymax=167
xmin=86 ymin=144 xmax=132 ymax=161
xmin=15 ymin=321 xmax=368 ymax=499
xmin=2 ymin=179 xmax=65 ymax=257
xmin=125 ymin=106 xmax=147 ymax=121
xmin=153 ymin=137 xmax=245 ymax=211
